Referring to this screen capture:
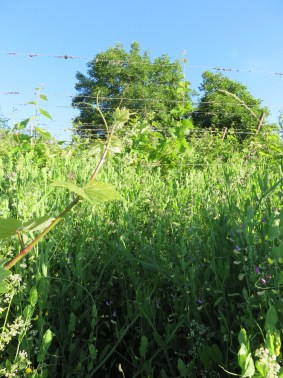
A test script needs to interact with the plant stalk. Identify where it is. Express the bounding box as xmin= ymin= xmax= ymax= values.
xmin=5 ymin=197 xmax=79 ymax=270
